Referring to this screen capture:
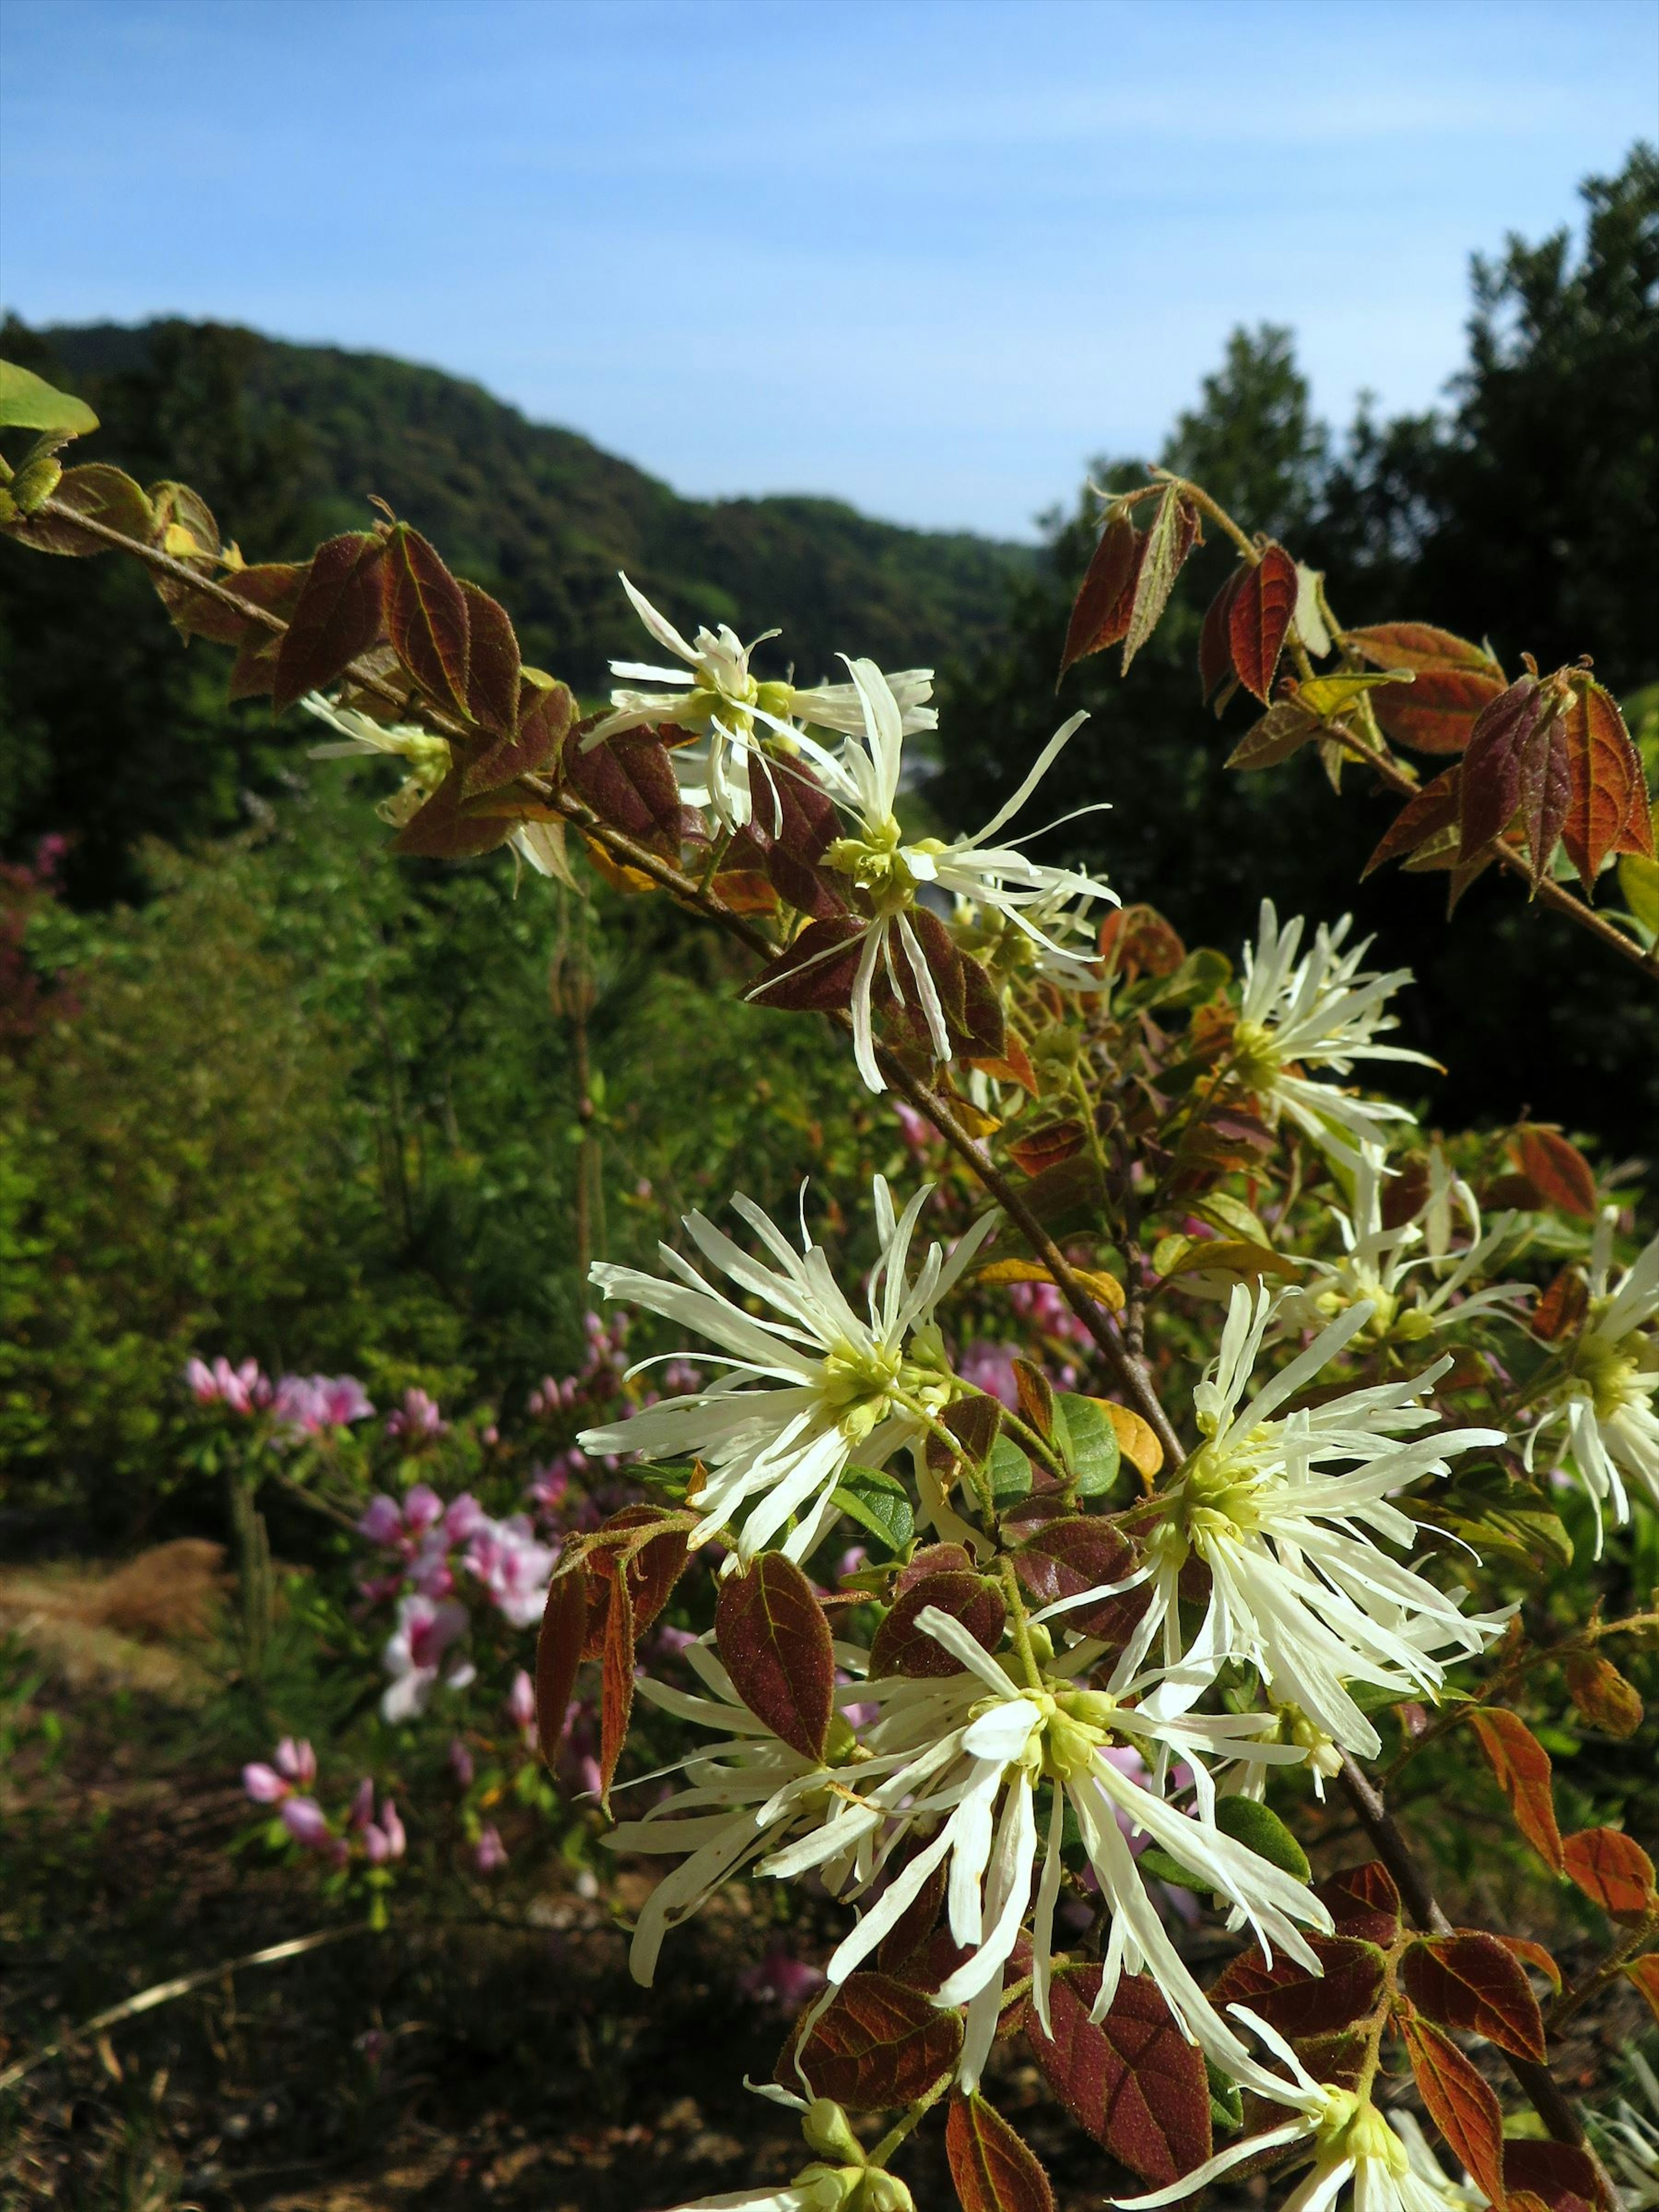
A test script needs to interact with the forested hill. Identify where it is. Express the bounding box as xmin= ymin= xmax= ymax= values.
xmin=30 ymin=318 xmax=1030 ymax=686
xmin=0 ymin=317 xmax=1029 ymax=898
